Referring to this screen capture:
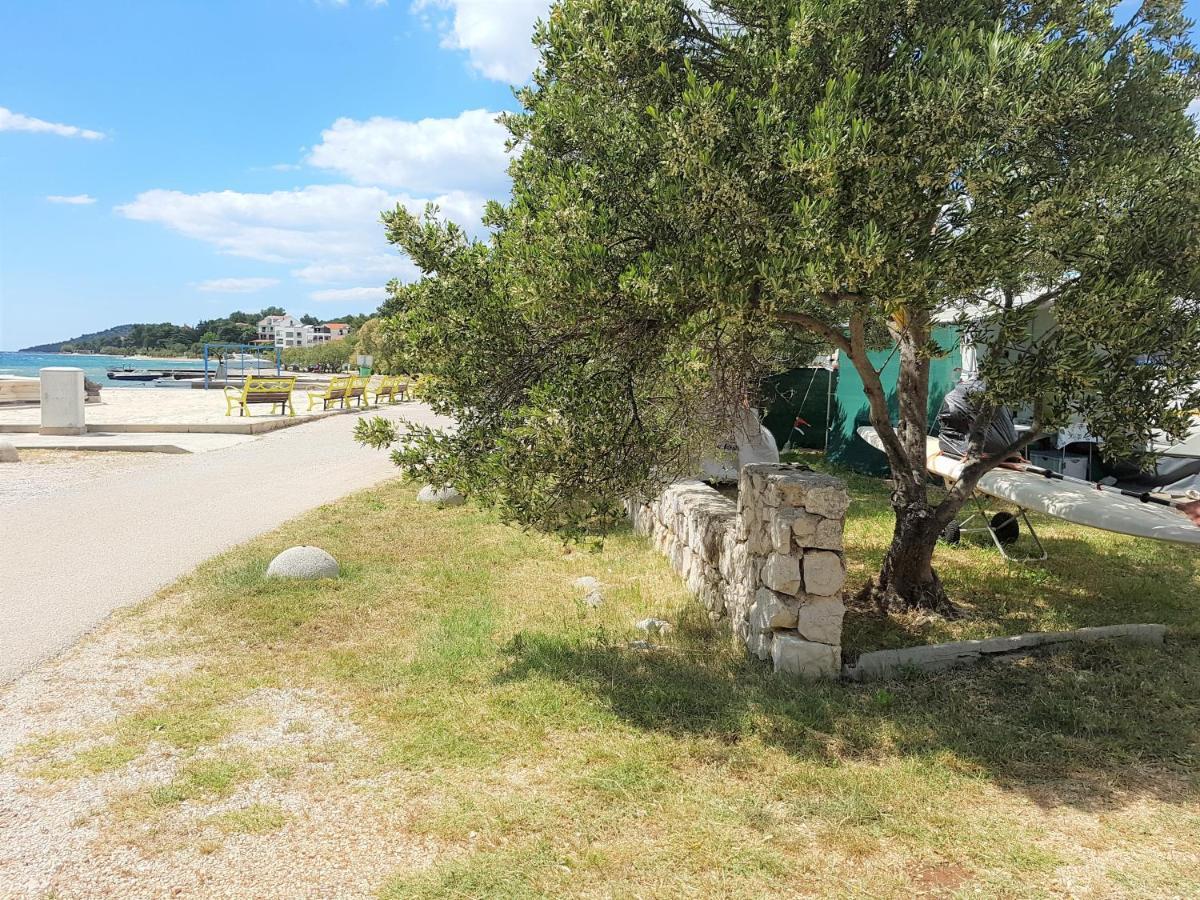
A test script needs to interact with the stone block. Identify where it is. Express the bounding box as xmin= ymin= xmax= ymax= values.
xmin=794 ymin=596 xmax=845 ymax=645
xmin=790 ymin=510 xmax=821 ymax=545
xmin=811 ymin=517 xmax=844 ymax=551
xmin=761 ymin=552 xmax=802 ymax=596
xmin=771 ymin=634 xmax=840 ymax=679
xmin=0 ymin=441 xmax=20 ymax=463
xmin=749 ymin=587 xmax=799 ymax=632
xmin=802 ymin=550 xmax=845 ymax=597
xmin=746 ymin=628 xmax=773 ymax=661
xmin=802 ymin=483 xmax=850 ymax=519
